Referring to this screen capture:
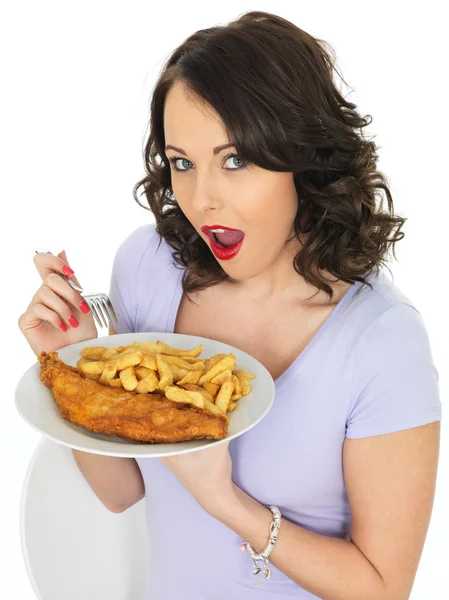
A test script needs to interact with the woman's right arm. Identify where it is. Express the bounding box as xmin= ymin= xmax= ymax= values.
xmin=71 ymin=450 xmax=145 ymax=513
xmin=71 ymin=323 xmax=146 ymax=514
xmin=18 ymin=252 xmax=145 ymax=513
